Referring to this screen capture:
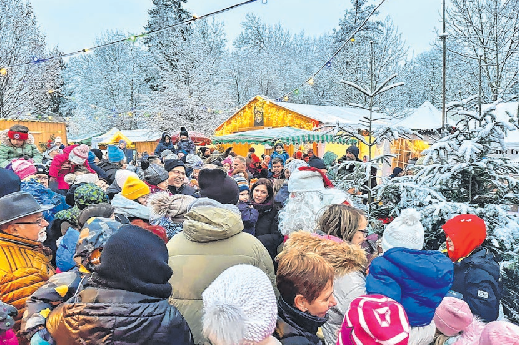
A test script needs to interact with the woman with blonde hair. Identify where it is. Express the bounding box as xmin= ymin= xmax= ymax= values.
xmin=317 ymin=204 xmax=367 ymax=245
